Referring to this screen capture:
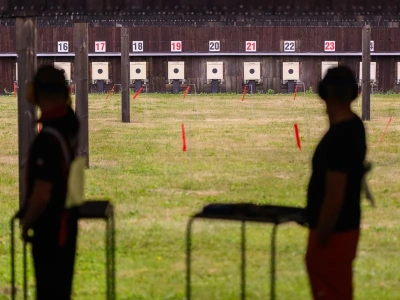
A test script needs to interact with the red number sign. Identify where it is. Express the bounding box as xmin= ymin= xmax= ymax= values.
xmin=246 ymin=41 xmax=257 ymax=52
xmin=95 ymin=41 xmax=106 ymax=52
xmin=171 ymin=41 xmax=182 ymax=52
xmin=324 ymin=41 xmax=335 ymax=52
